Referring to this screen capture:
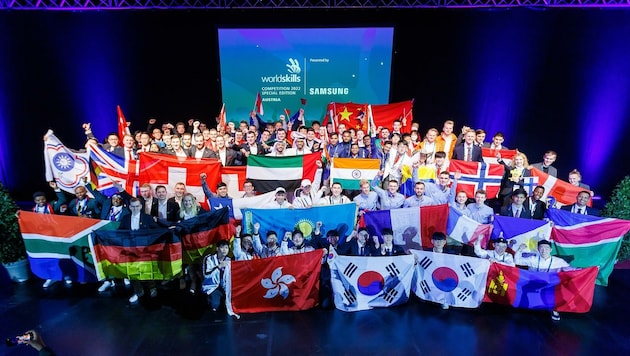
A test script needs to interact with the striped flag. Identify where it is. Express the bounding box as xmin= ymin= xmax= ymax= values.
xmin=91 ymin=228 xmax=182 ymax=281
xmin=484 ymin=263 xmax=598 ymax=312
xmin=176 ymin=208 xmax=231 ymax=264
xmin=18 ymin=211 xmax=118 ymax=283
xmin=481 ymin=147 xmax=517 ymax=165
xmin=88 ymin=142 xmax=139 ymax=197
xmin=547 ymin=208 xmax=630 ymax=286
xmin=449 ymin=160 xmax=504 ymax=199
xmin=246 ymin=153 xmax=320 ymax=193
xmin=362 ymin=204 xmax=449 ymax=250
xmin=43 ymin=130 xmax=91 ymax=195
xmin=330 ymin=158 xmax=380 ymax=190
xmin=411 ymin=250 xmax=490 ymax=308
xmin=327 ymin=248 xmax=415 ymax=312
